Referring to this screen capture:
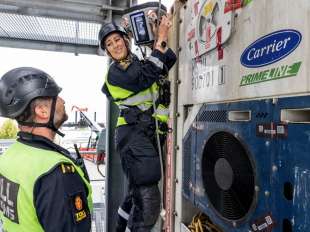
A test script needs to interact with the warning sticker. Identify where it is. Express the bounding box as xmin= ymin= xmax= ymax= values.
xmin=250 ymin=213 xmax=275 ymax=232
